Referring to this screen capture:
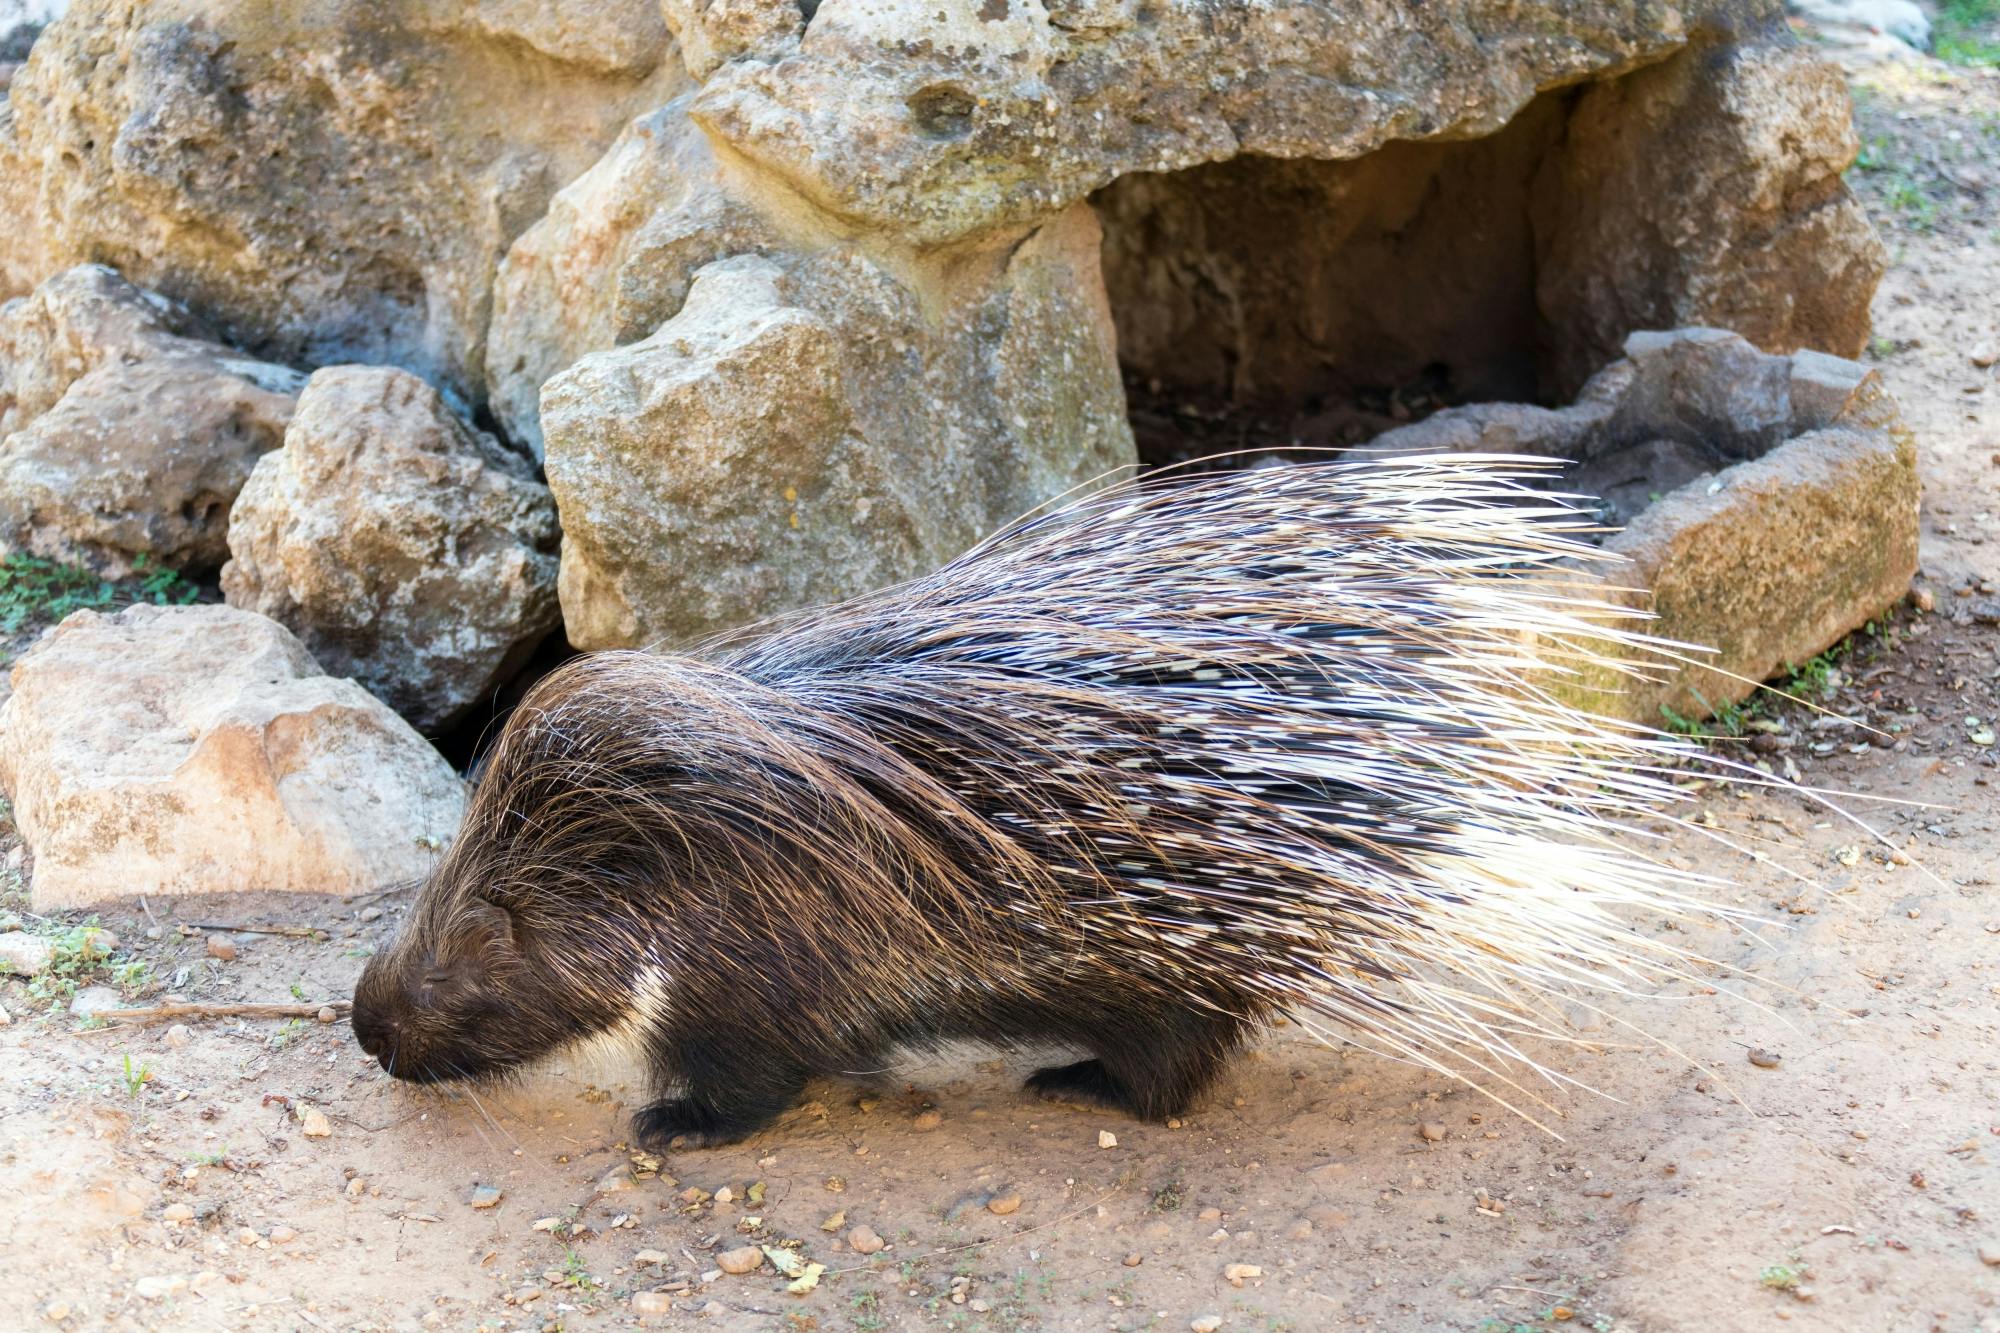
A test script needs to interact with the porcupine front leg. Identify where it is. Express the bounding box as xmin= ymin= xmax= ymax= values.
xmin=1026 ymin=1006 xmax=1250 ymax=1120
xmin=633 ymin=1033 xmax=809 ymax=1149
